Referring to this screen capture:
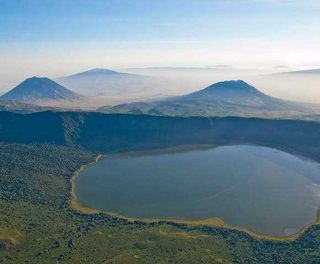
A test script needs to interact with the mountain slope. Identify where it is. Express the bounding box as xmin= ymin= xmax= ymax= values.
xmin=99 ymin=80 xmax=314 ymax=118
xmin=1 ymin=77 xmax=83 ymax=105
